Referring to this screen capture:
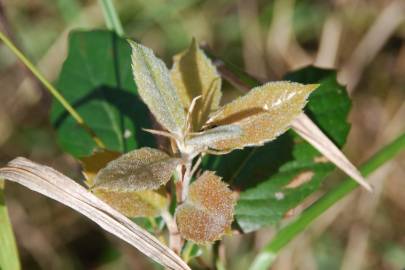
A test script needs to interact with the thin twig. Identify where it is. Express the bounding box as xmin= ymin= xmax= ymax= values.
xmin=237 ymin=0 xmax=267 ymax=79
